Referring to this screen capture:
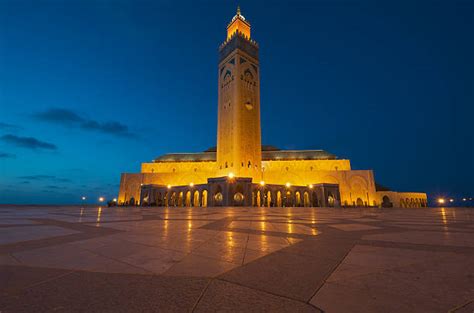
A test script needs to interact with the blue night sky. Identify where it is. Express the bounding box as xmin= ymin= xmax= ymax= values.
xmin=0 ymin=0 xmax=472 ymax=204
